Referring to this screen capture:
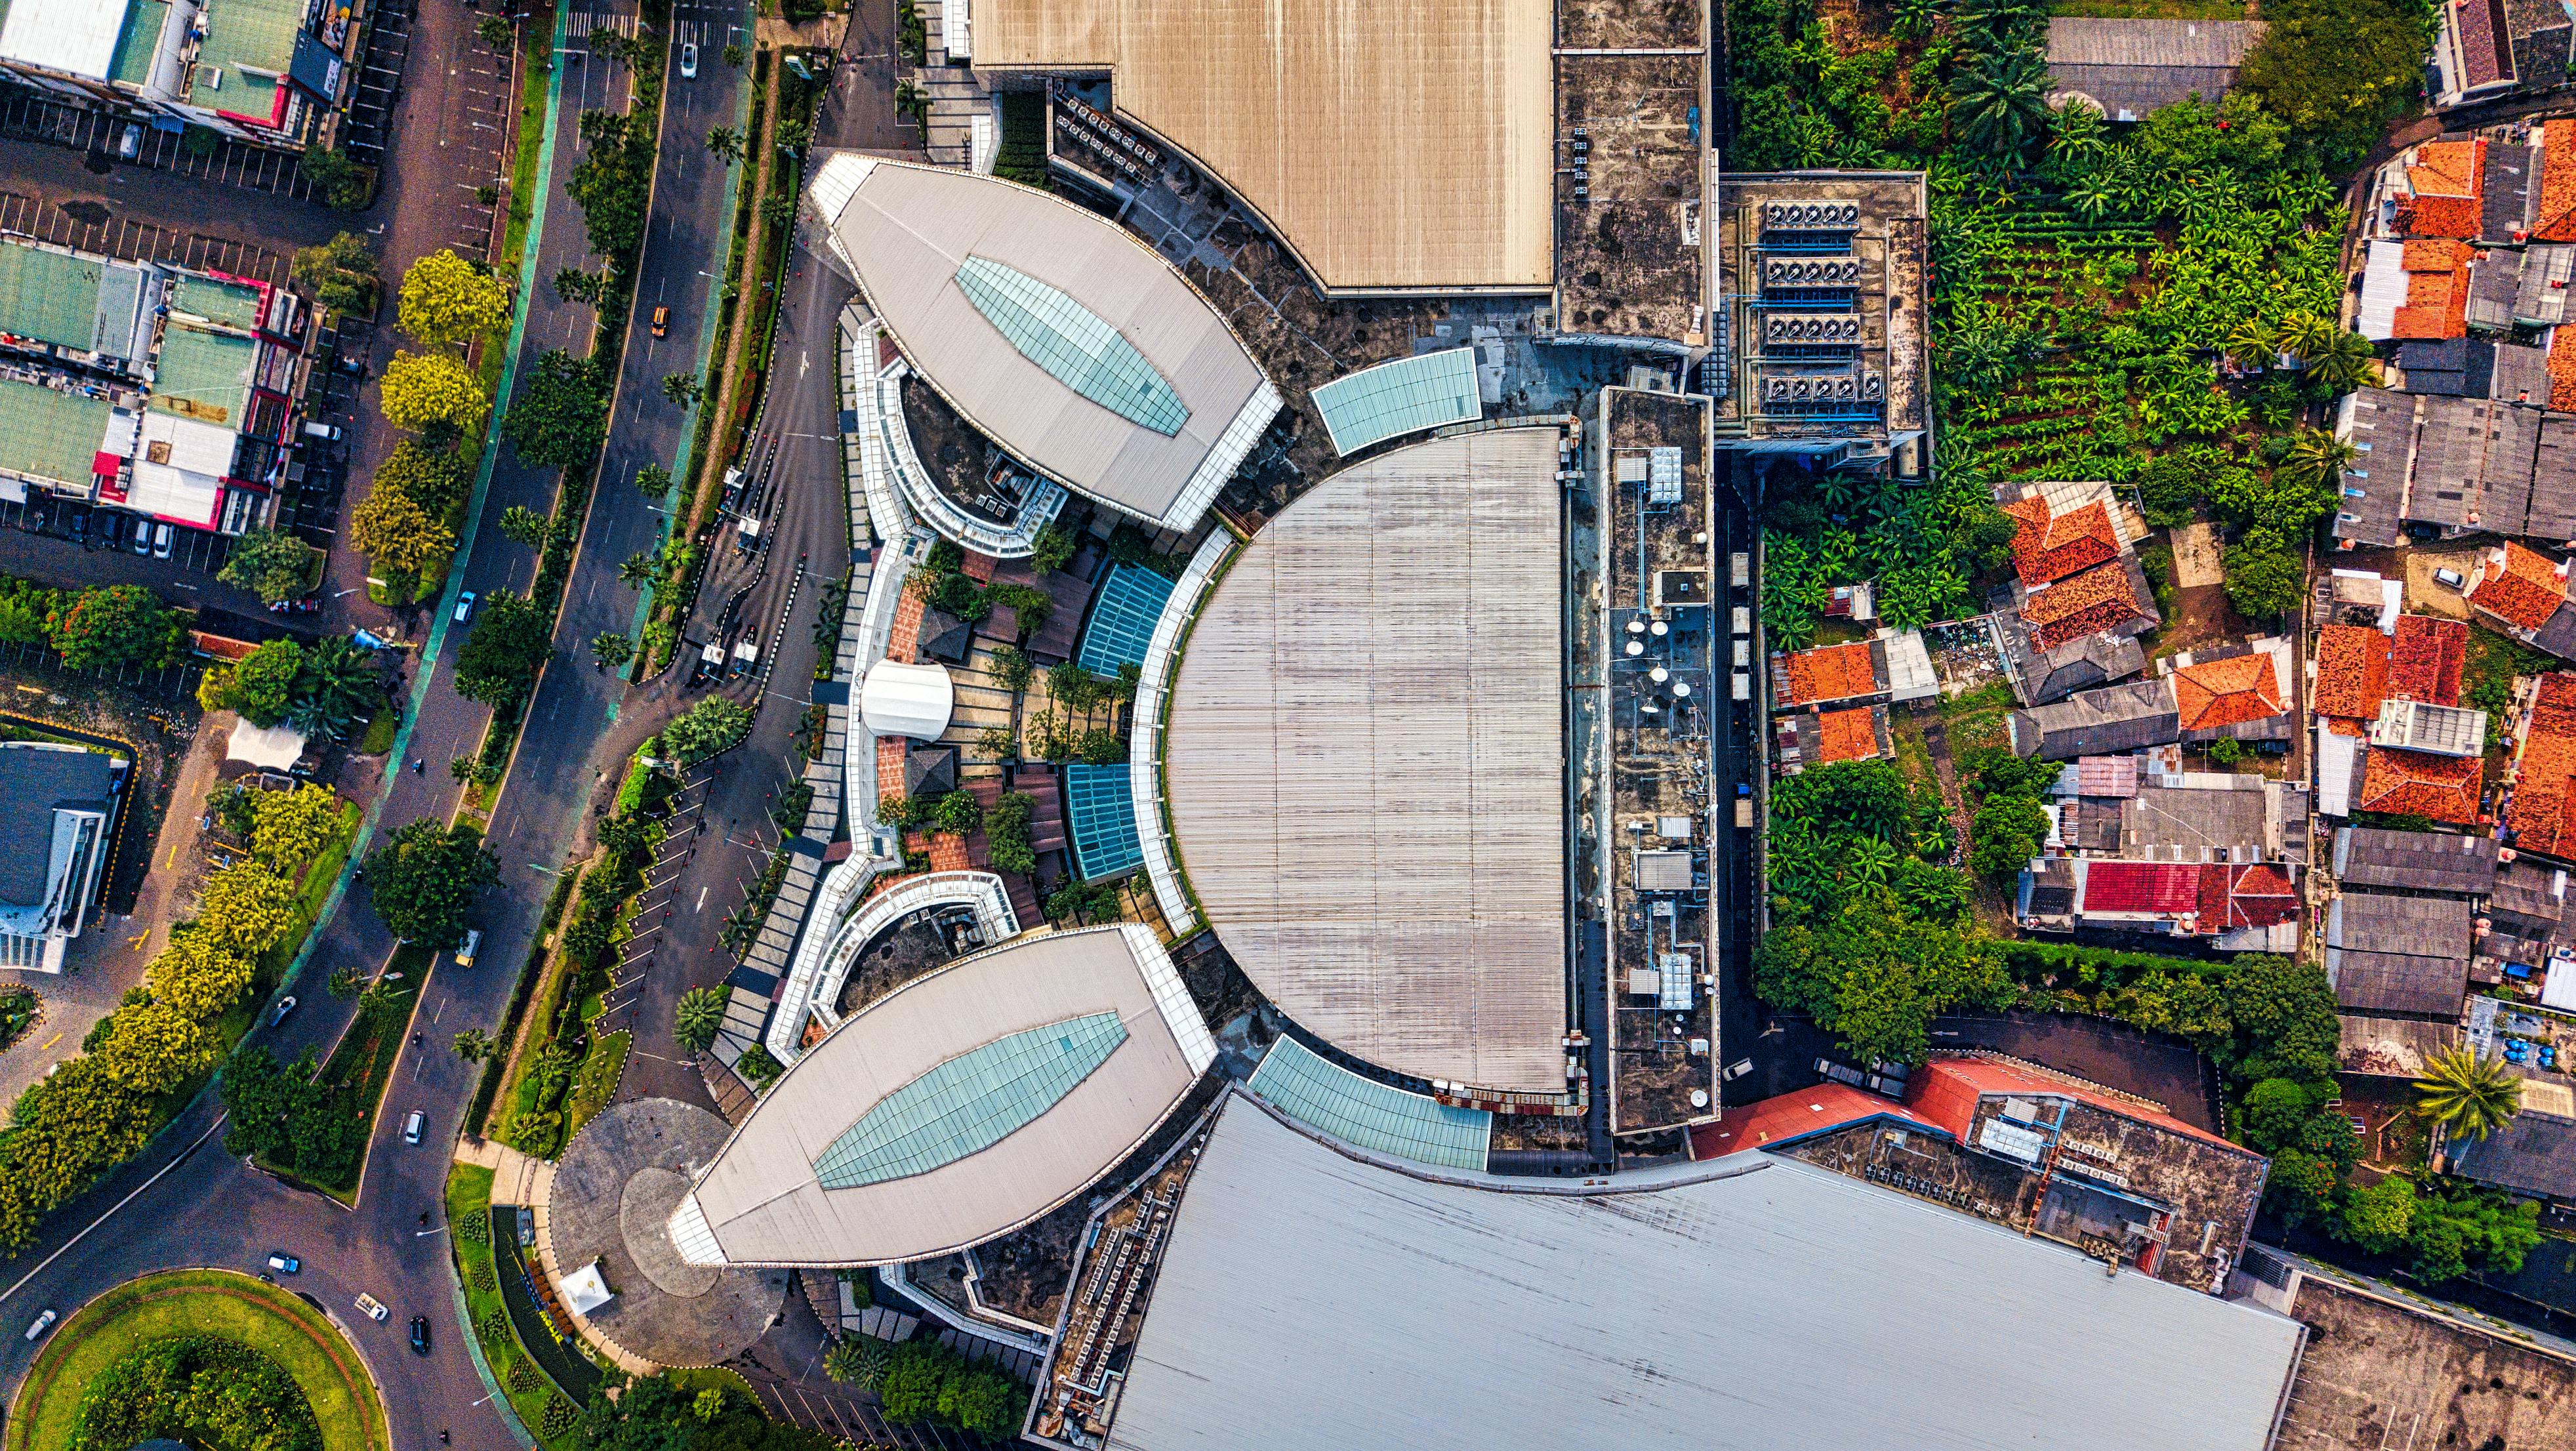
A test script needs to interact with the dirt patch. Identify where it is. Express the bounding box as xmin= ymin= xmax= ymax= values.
xmin=2168 ymin=521 xmax=2224 ymax=588
xmin=2153 ymin=582 xmax=2250 ymax=659
xmin=2404 ymin=545 xmax=2482 ymax=619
